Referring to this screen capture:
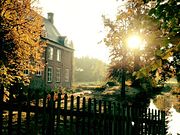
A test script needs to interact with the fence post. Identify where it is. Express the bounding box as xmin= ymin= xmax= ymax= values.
xmin=0 ymin=84 xmax=4 ymax=135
